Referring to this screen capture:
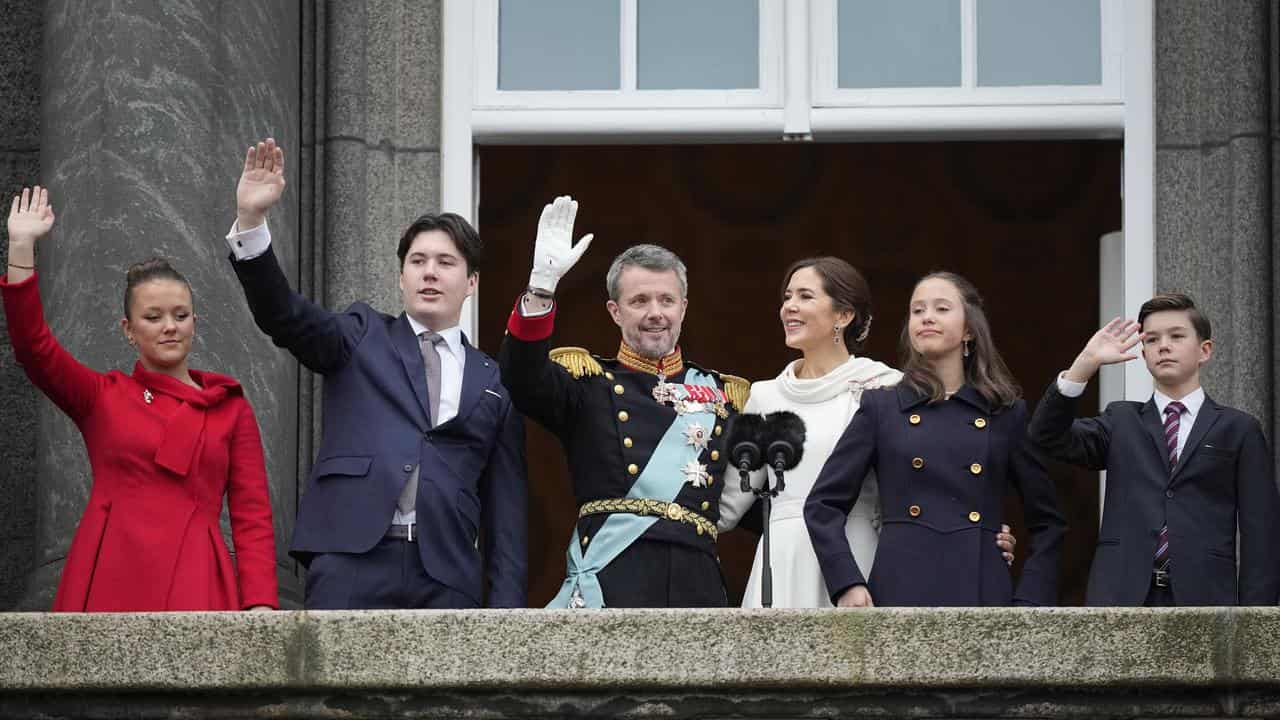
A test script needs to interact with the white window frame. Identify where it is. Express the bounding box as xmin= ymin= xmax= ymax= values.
xmin=446 ymin=0 xmax=1155 ymax=406
xmin=474 ymin=0 xmax=785 ymax=110
xmin=810 ymin=0 xmax=1124 ymax=107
